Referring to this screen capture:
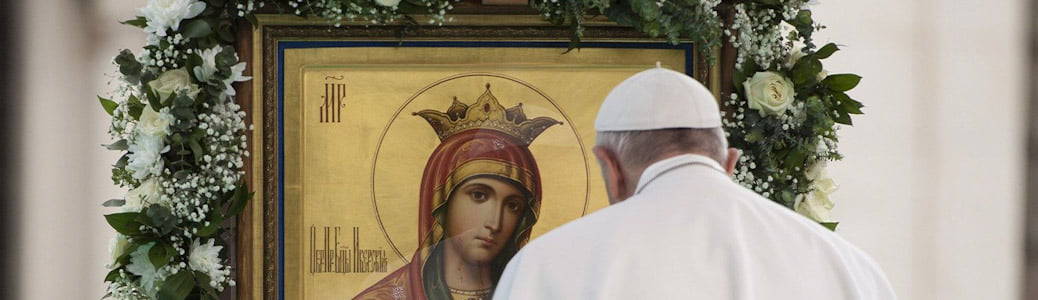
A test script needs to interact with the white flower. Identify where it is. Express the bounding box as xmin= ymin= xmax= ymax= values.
xmin=785 ymin=40 xmax=806 ymax=69
xmin=795 ymin=161 xmax=839 ymax=222
xmin=193 ymin=46 xmax=221 ymax=83
xmin=127 ymin=134 xmax=169 ymax=180
xmin=222 ymin=62 xmax=252 ymax=97
xmin=138 ymin=0 xmax=206 ymax=37
xmin=375 ymin=0 xmax=401 ymax=7
xmin=107 ymin=234 xmax=131 ymax=269
xmin=124 ymin=178 xmax=163 ymax=212
xmin=744 ymin=71 xmax=796 ymax=116
xmin=817 ymin=69 xmax=829 ymax=82
xmin=149 ymin=68 xmax=200 ymax=102
xmin=189 ymin=238 xmax=230 ymax=284
xmin=137 ymin=104 xmax=175 ymax=137
xmin=126 ymin=242 xmax=161 ymax=297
